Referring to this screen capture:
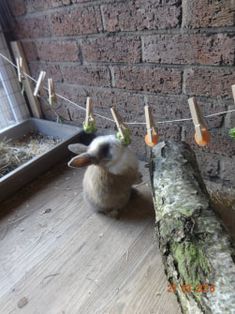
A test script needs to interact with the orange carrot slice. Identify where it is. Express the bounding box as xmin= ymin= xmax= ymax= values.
xmin=194 ymin=128 xmax=210 ymax=146
xmin=145 ymin=133 xmax=159 ymax=147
